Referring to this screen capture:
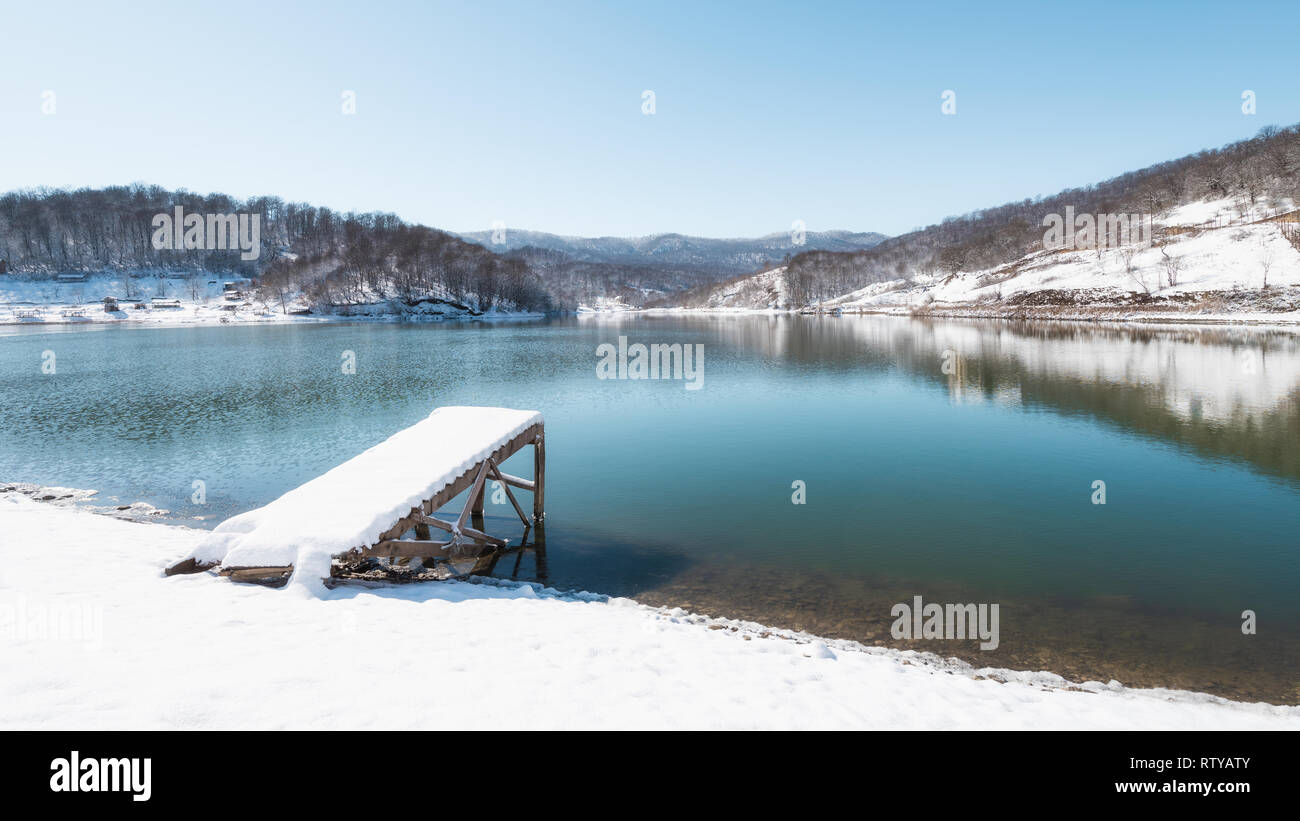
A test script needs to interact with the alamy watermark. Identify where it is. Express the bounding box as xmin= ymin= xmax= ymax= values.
xmin=50 ymin=751 xmax=151 ymax=801
xmin=0 ymin=596 xmax=103 ymax=651
xmin=151 ymin=206 xmax=261 ymax=260
xmin=1042 ymin=206 xmax=1151 ymax=251
xmin=891 ymin=595 xmax=999 ymax=650
xmin=596 ymin=336 xmax=703 ymax=390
